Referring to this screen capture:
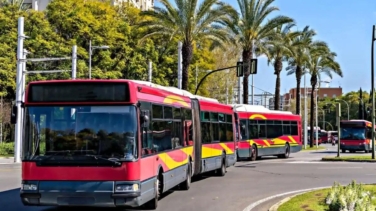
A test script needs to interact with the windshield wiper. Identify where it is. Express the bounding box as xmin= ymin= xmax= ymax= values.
xmin=84 ymin=155 xmax=121 ymax=166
